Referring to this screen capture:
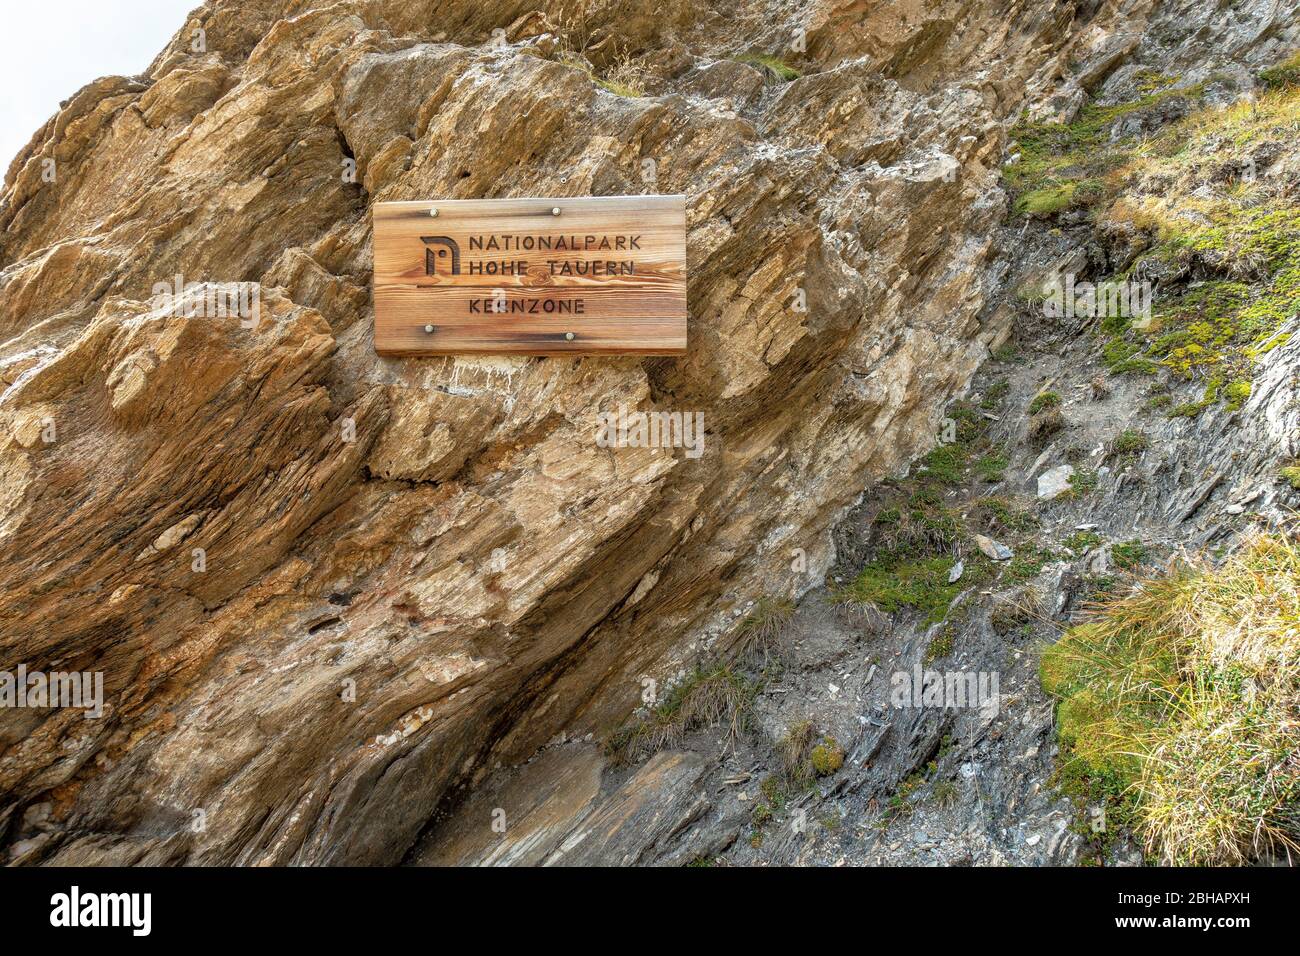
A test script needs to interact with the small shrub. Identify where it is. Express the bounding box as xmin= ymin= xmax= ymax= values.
xmin=1111 ymin=539 xmax=1148 ymax=570
xmin=981 ymin=380 xmax=1011 ymax=408
xmin=976 ymin=451 xmax=1009 ymax=483
xmin=1108 ymin=429 xmax=1149 ymax=462
xmin=1065 ymin=469 xmax=1099 ymax=497
xmin=972 ymin=496 xmax=1038 ymax=535
xmin=991 ymin=588 xmax=1042 ymax=635
xmin=1260 ymin=51 xmax=1300 ymax=90
xmin=1064 ymin=530 xmax=1103 ymax=552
